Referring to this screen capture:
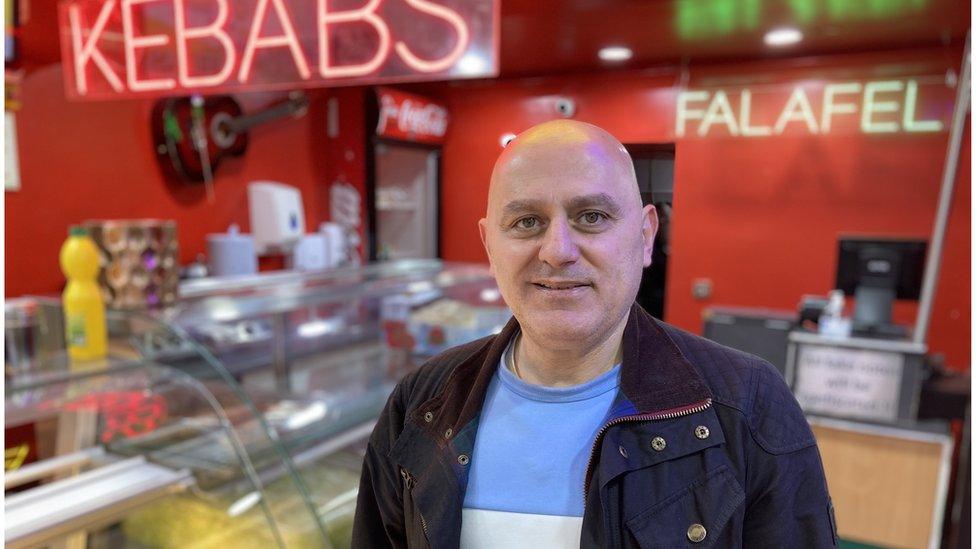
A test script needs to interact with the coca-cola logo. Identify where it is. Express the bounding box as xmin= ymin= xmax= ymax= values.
xmin=377 ymin=93 xmax=448 ymax=140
